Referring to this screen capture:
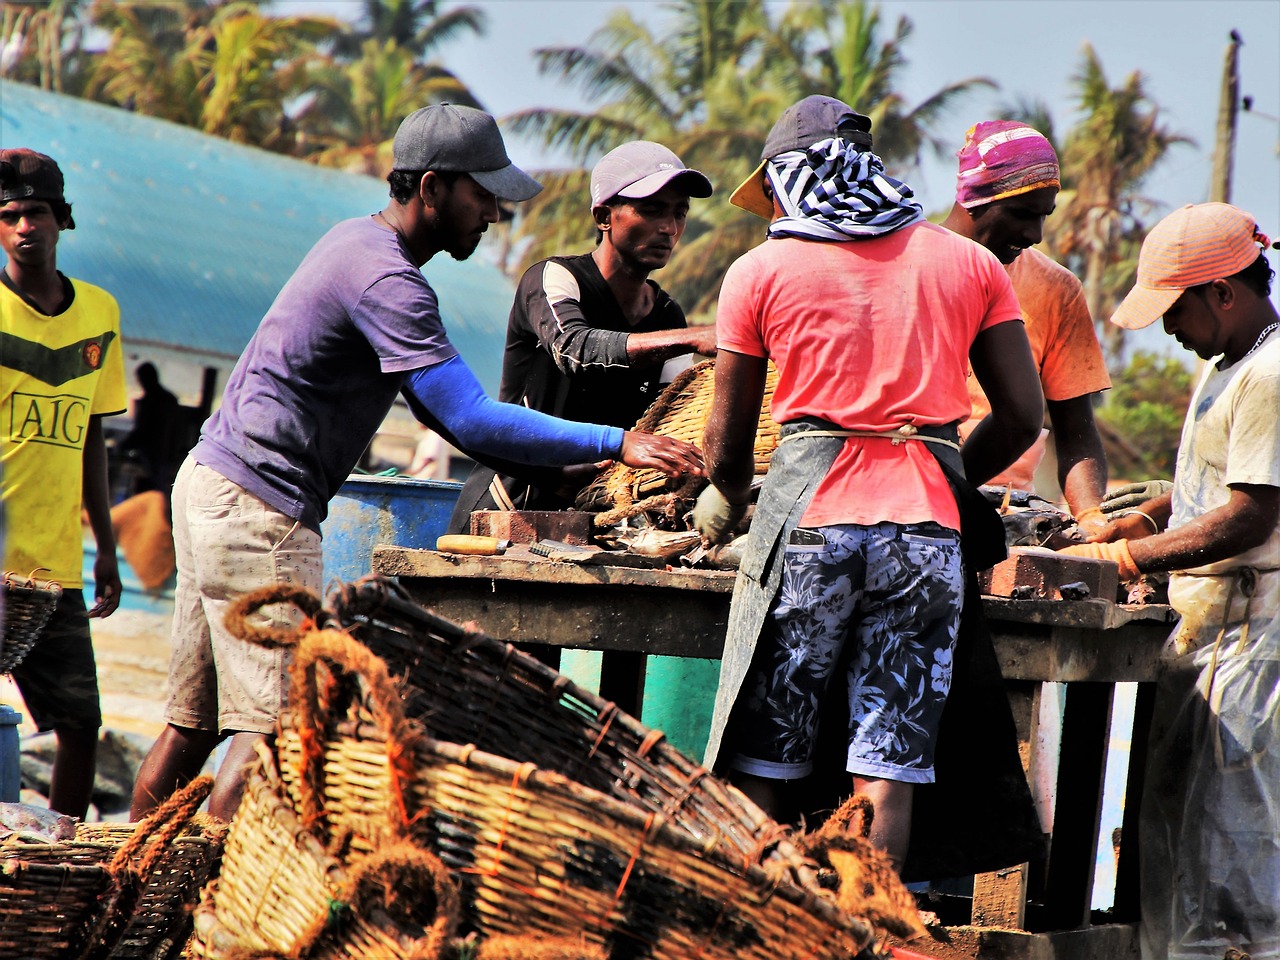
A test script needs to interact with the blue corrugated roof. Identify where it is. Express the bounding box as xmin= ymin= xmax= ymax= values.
xmin=0 ymin=83 xmax=513 ymax=393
